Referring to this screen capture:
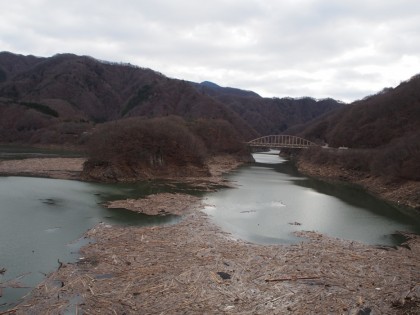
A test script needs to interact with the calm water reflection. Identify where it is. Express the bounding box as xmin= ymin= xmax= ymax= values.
xmin=204 ymin=152 xmax=420 ymax=245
